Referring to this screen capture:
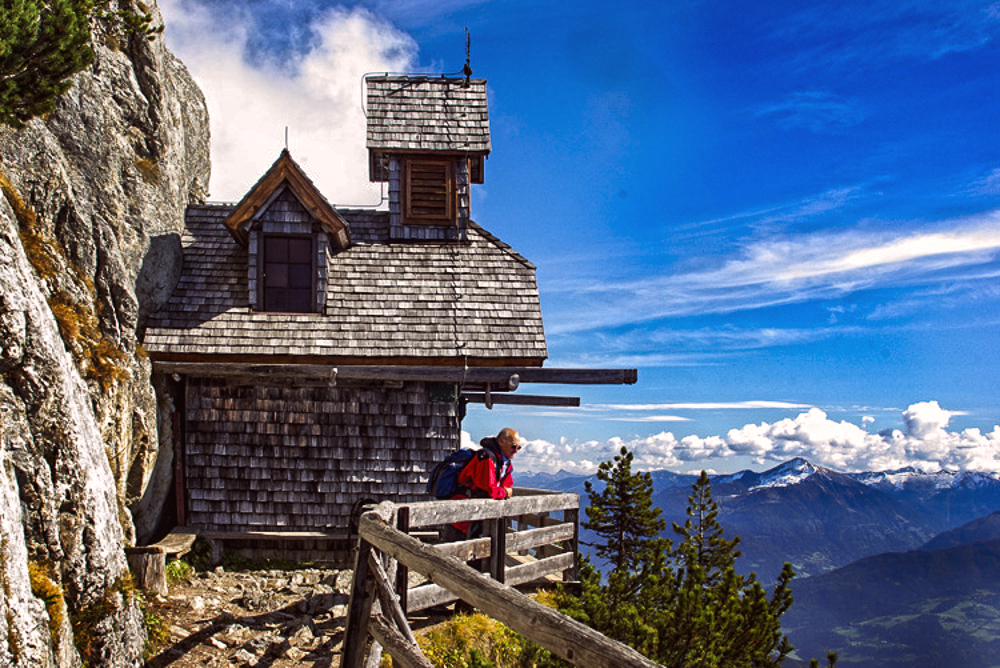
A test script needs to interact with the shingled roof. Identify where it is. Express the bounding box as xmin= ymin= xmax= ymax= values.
xmin=366 ymin=76 xmax=491 ymax=154
xmin=143 ymin=205 xmax=548 ymax=363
